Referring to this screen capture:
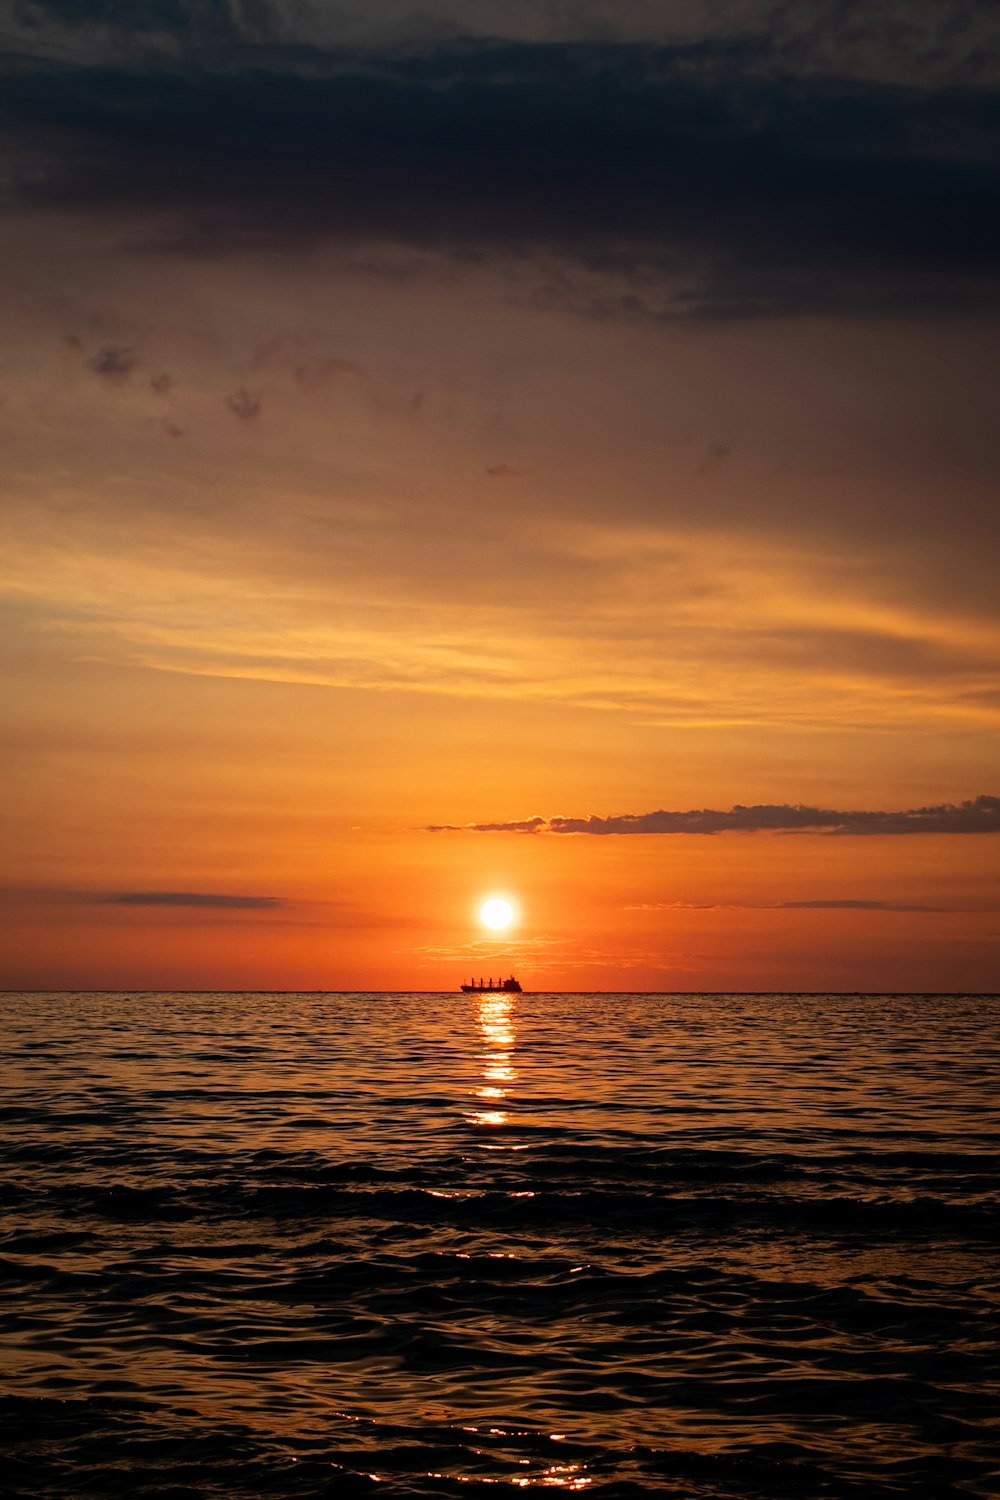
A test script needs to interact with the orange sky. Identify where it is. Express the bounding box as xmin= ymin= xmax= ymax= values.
xmin=1 ymin=8 xmax=998 ymax=991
